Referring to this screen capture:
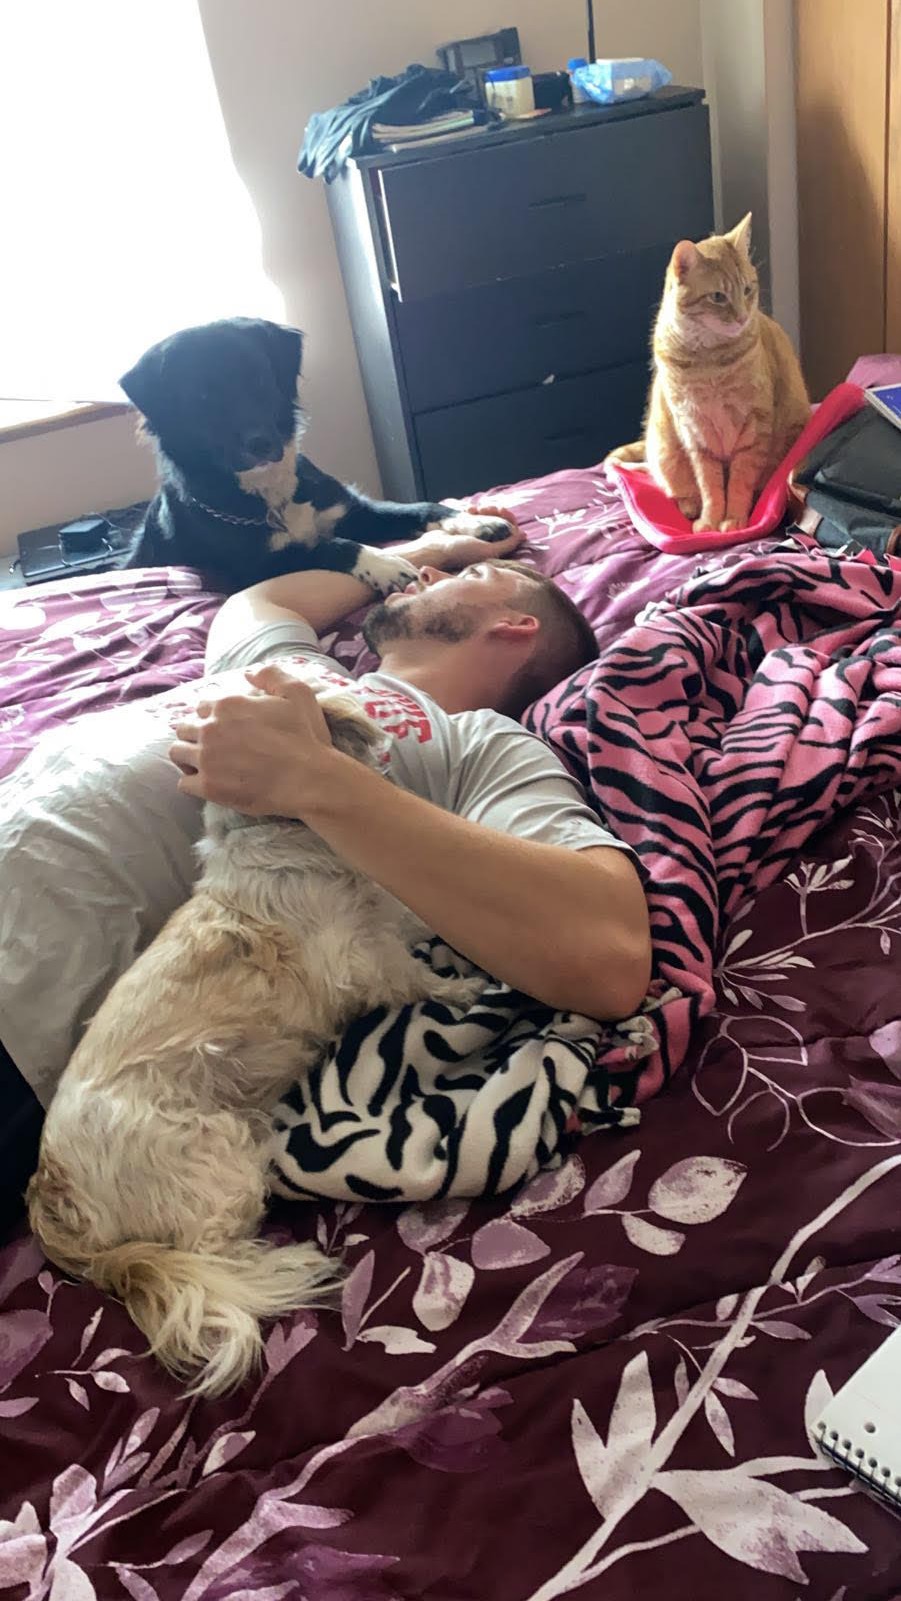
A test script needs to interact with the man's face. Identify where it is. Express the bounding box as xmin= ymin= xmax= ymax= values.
xmin=362 ymin=563 xmax=528 ymax=655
